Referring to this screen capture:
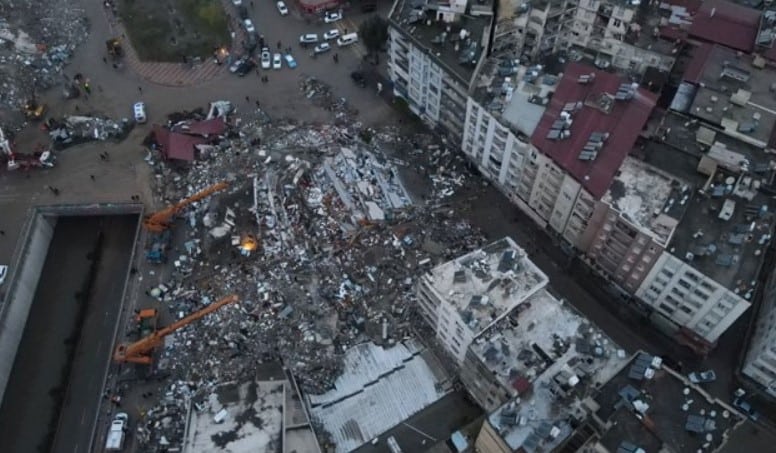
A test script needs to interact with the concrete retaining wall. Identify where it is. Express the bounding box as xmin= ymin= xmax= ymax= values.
xmin=0 ymin=204 xmax=143 ymax=405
